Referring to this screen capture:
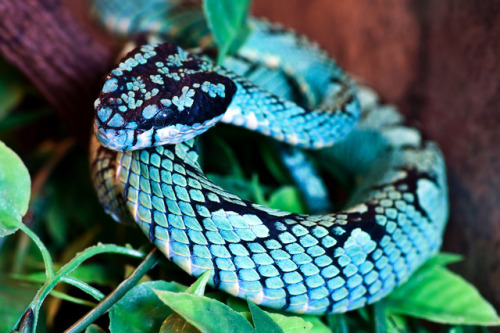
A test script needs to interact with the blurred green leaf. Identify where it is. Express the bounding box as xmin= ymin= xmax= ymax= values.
xmin=154 ymin=289 xmax=255 ymax=333
xmin=69 ymin=264 xmax=116 ymax=287
xmin=13 ymin=263 xmax=113 ymax=288
xmin=45 ymin=196 xmax=68 ymax=246
xmin=373 ymin=301 xmax=387 ymax=333
xmin=326 ymin=314 xmax=349 ymax=333
xmin=259 ymin=143 xmax=289 ymax=184
xmin=267 ymin=186 xmax=305 ymax=214
xmin=0 ymin=277 xmax=38 ymax=333
xmin=47 ymin=289 xmax=96 ymax=307
xmin=422 ymin=252 xmax=463 ymax=268
xmin=0 ymin=108 xmax=51 ymax=132
xmin=247 ymin=301 xmax=284 ymax=333
xmin=386 ymin=313 xmax=408 ymax=333
xmin=207 ymin=174 xmax=254 ymax=200
xmin=85 ymin=324 xmax=106 ymax=333
xmin=386 ymin=265 xmax=500 ymax=326
xmin=202 ymin=0 xmax=251 ymax=64
xmin=109 ymin=280 xmax=187 ymax=333
xmin=0 ymin=60 xmax=25 ymax=121
xmin=0 ymin=141 xmax=31 ymax=237
xmin=251 ymin=174 xmax=267 ymax=206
